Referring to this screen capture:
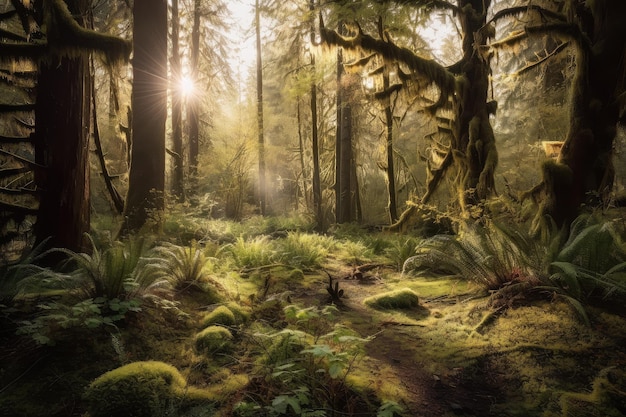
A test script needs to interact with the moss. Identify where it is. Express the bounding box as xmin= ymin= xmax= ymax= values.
xmin=363 ymin=288 xmax=419 ymax=309
xmin=84 ymin=361 xmax=191 ymax=417
xmin=225 ymin=301 xmax=251 ymax=323
xmin=204 ymin=372 xmax=249 ymax=402
xmin=201 ymin=305 xmax=237 ymax=328
xmin=559 ymin=367 xmax=626 ymax=417
xmin=194 ymin=325 xmax=233 ymax=354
